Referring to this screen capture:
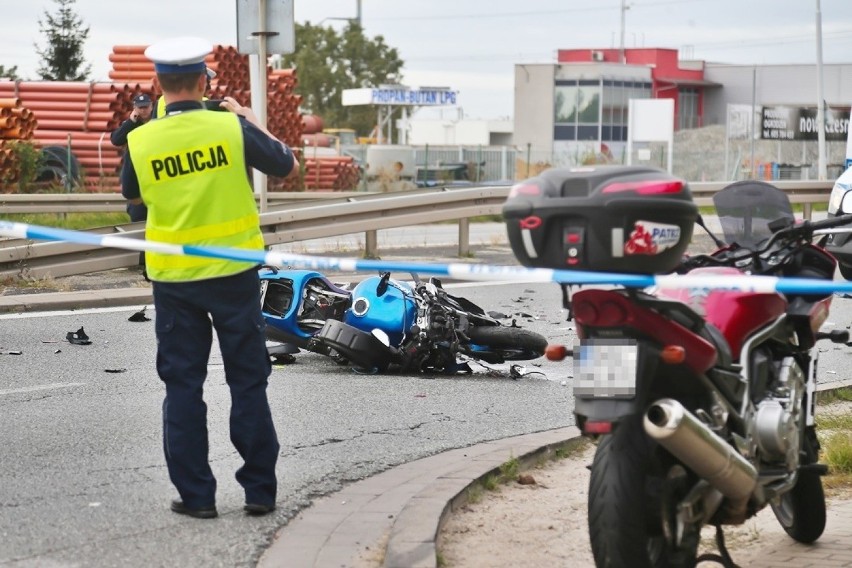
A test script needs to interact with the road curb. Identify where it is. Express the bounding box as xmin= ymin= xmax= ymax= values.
xmin=0 ymin=287 xmax=152 ymax=314
xmin=257 ymin=426 xmax=581 ymax=568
